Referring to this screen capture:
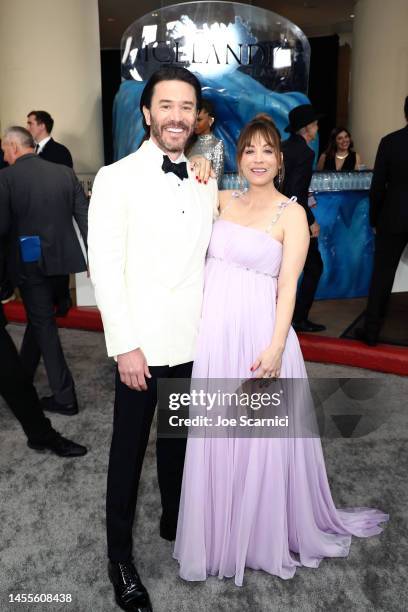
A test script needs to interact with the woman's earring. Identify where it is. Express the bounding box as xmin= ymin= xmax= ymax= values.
xmin=277 ymin=166 xmax=284 ymax=189
xmin=238 ymin=174 xmax=247 ymax=194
